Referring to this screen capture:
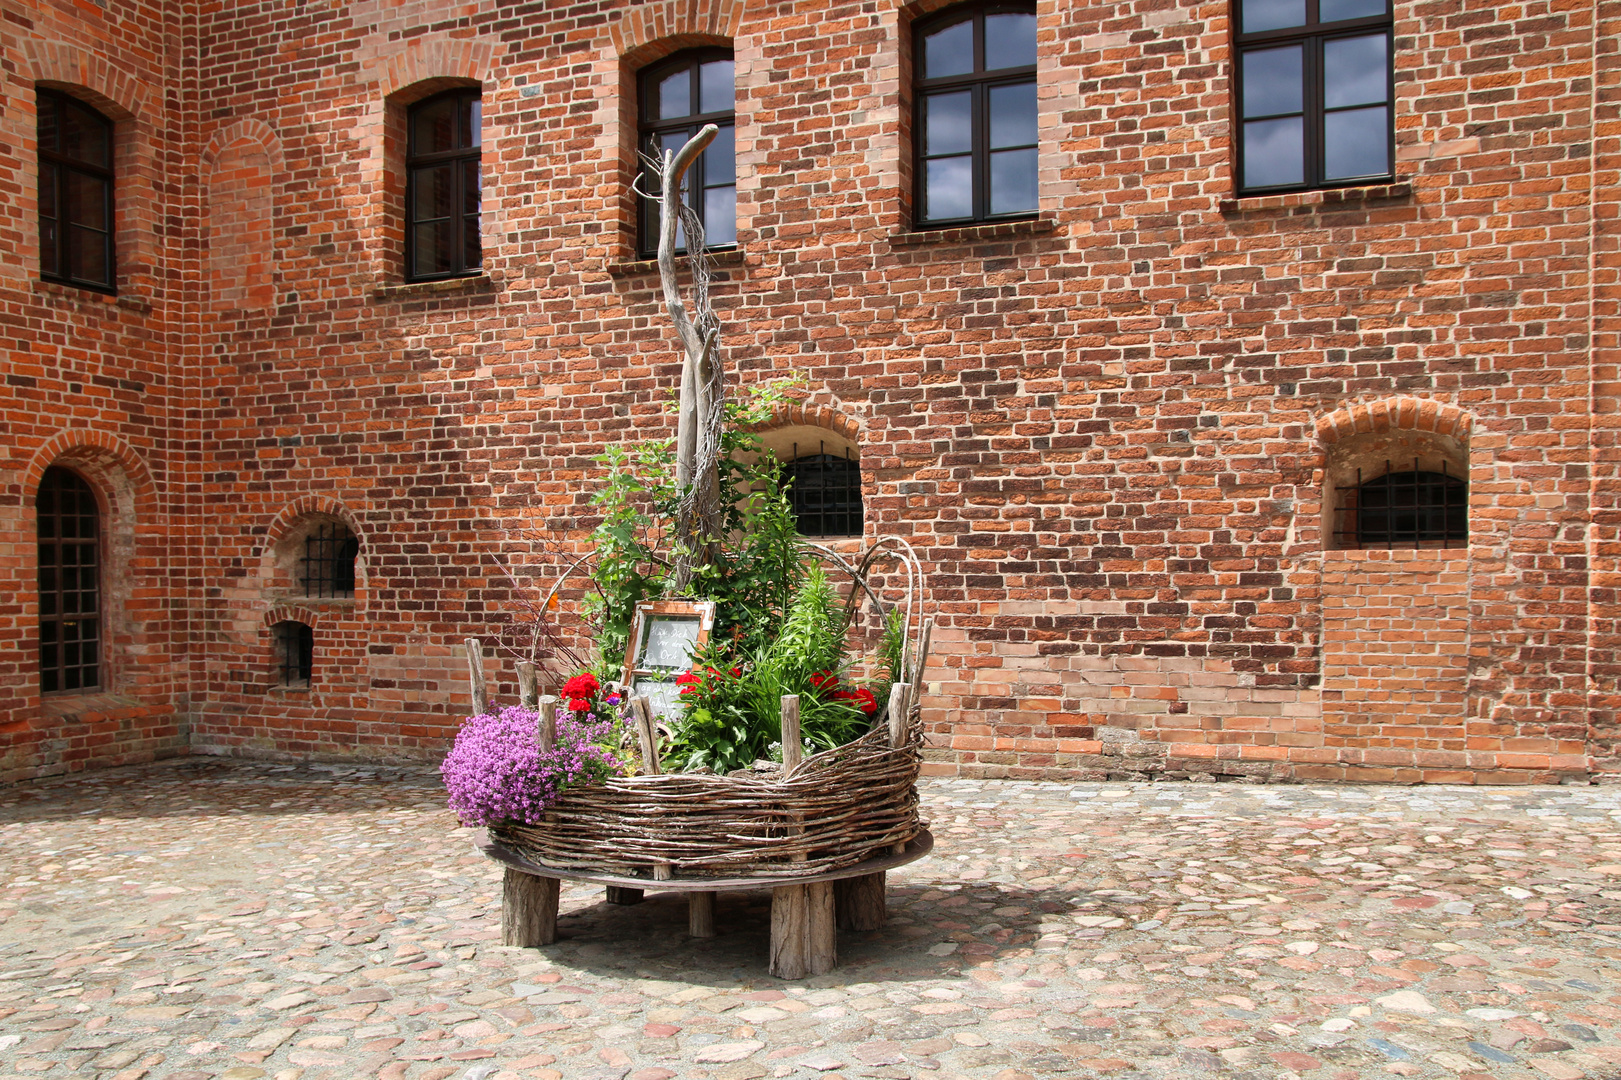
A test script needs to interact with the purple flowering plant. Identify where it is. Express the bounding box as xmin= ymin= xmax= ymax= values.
xmin=440 ymin=700 xmax=630 ymax=827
